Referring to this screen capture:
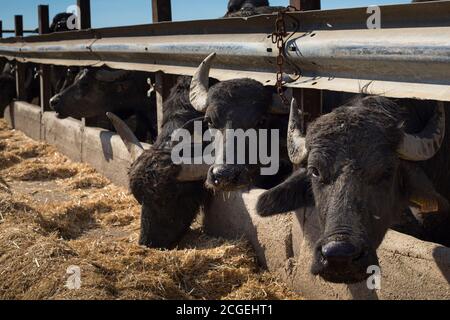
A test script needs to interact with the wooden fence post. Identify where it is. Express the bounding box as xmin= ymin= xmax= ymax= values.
xmin=14 ymin=15 xmax=26 ymax=101
xmin=289 ymin=0 xmax=321 ymax=11
xmin=76 ymin=0 xmax=91 ymax=155
xmin=152 ymin=0 xmax=172 ymax=22
xmin=77 ymin=0 xmax=92 ymax=29
xmin=152 ymin=0 xmax=173 ymax=133
xmin=38 ymin=5 xmax=51 ymax=115
xmin=14 ymin=15 xmax=23 ymax=36
xmin=290 ymin=0 xmax=322 ymax=128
